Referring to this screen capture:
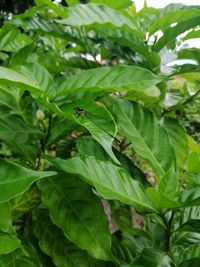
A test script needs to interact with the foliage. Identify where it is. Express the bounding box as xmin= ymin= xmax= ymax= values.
xmin=0 ymin=0 xmax=200 ymax=266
